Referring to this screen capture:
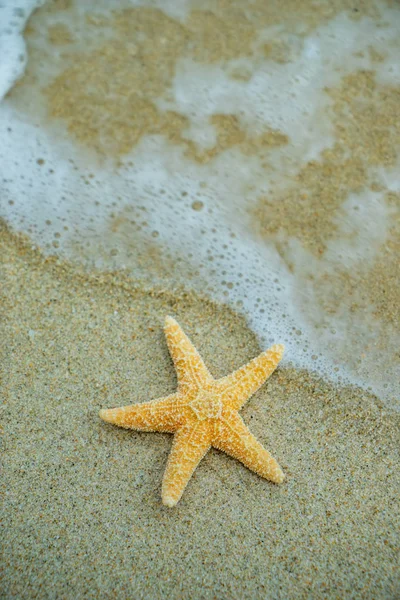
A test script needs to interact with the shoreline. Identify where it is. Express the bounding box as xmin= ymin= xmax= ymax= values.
xmin=2 ymin=222 xmax=399 ymax=599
